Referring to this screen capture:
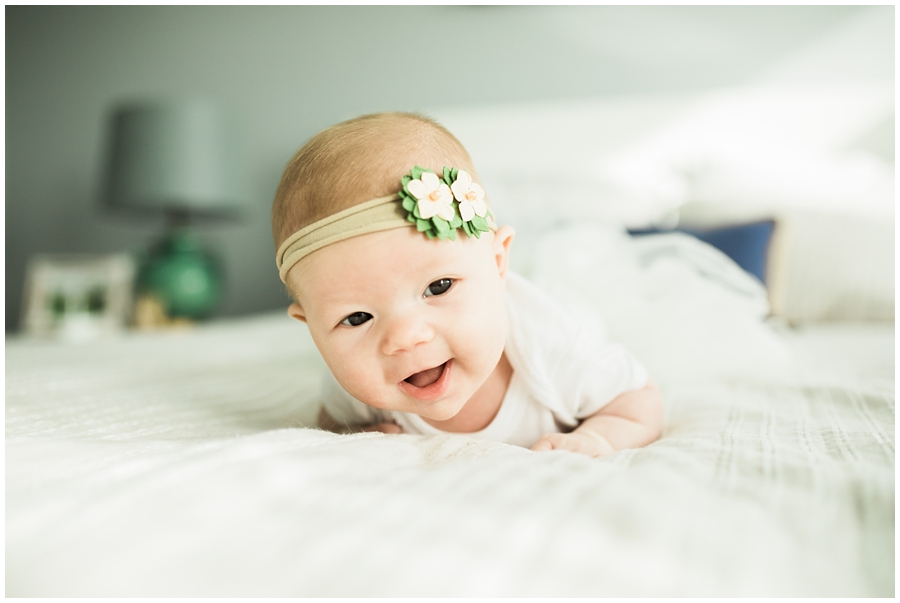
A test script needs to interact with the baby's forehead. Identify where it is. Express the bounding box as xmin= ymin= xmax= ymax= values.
xmin=289 ymin=227 xmax=491 ymax=302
